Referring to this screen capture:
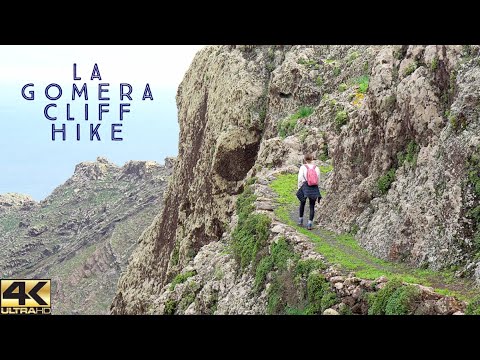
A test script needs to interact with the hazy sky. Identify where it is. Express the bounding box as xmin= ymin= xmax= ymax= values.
xmin=0 ymin=45 xmax=204 ymax=200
